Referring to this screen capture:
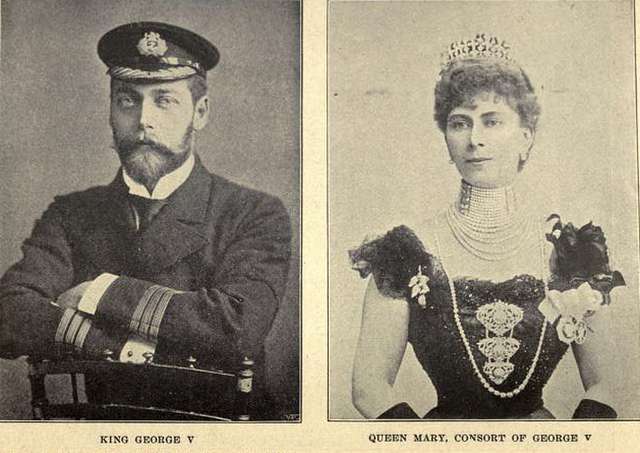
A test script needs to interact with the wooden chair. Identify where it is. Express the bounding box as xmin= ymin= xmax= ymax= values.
xmin=27 ymin=352 xmax=255 ymax=421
